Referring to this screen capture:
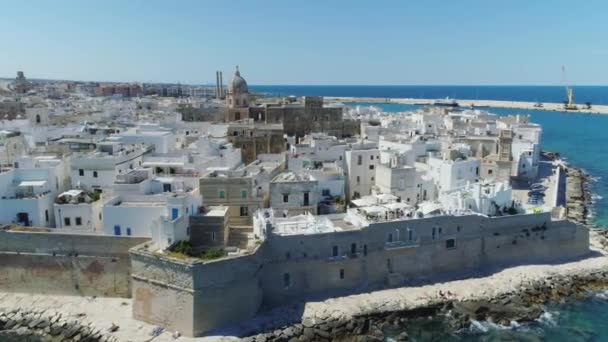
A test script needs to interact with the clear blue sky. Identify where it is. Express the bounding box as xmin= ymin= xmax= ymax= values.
xmin=1 ymin=0 xmax=607 ymax=85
